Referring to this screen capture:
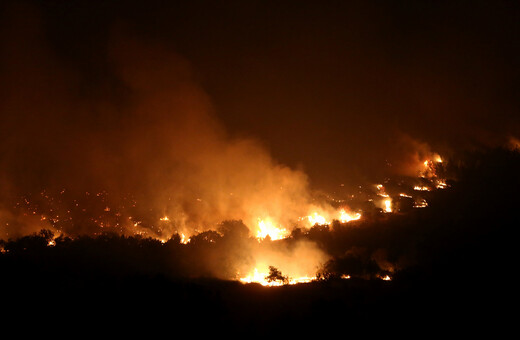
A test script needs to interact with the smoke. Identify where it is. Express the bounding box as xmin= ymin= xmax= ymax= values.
xmin=241 ymin=239 xmax=329 ymax=280
xmin=0 ymin=3 xmax=318 ymax=243
xmin=383 ymin=134 xmax=444 ymax=178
